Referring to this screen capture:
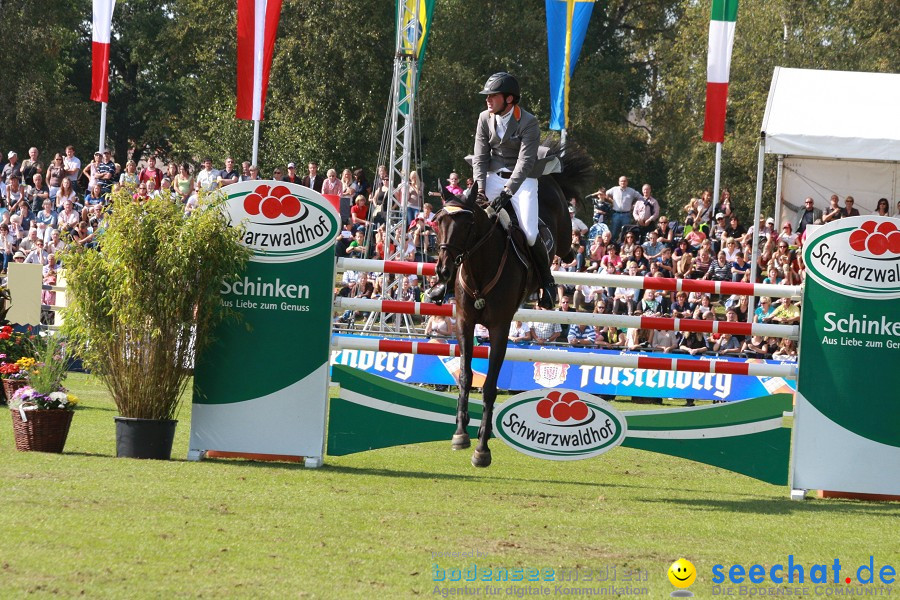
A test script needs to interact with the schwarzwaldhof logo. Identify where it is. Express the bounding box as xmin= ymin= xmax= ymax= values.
xmin=493 ymin=390 xmax=627 ymax=461
xmin=228 ymin=180 xmax=339 ymax=263
xmin=805 ymin=216 xmax=900 ymax=300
